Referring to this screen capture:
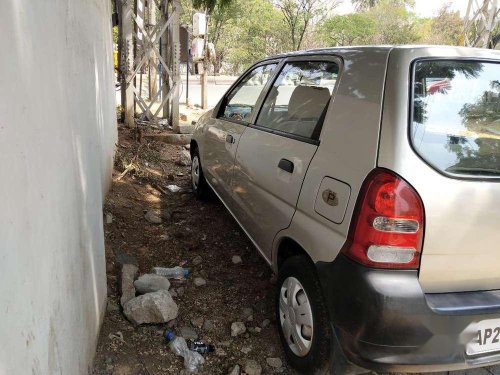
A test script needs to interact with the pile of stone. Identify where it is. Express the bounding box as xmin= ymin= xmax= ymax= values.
xmin=120 ymin=264 xmax=179 ymax=325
